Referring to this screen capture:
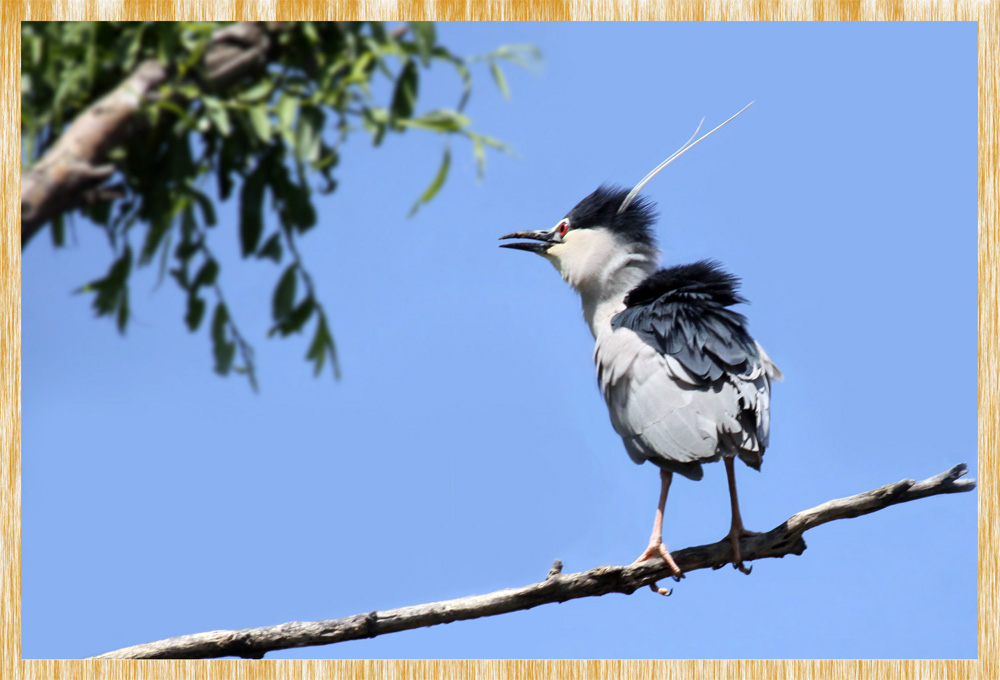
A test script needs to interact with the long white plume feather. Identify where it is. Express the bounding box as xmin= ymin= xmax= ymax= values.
xmin=617 ymin=101 xmax=755 ymax=215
